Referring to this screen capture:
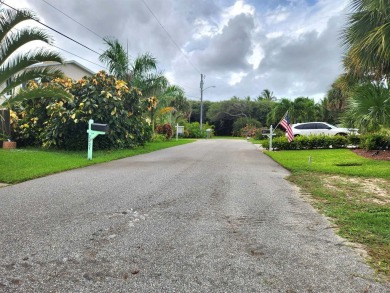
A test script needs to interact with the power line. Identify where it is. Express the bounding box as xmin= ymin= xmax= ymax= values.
xmin=0 ymin=5 xmax=107 ymax=71
xmin=51 ymin=45 xmax=107 ymax=70
xmin=38 ymin=0 xmax=104 ymax=40
xmin=2 ymin=2 xmax=102 ymax=56
xmin=139 ymin=0 xmax=201 ymax=74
